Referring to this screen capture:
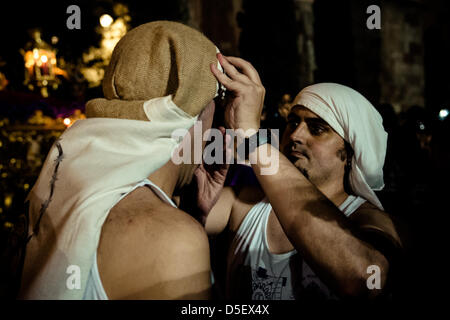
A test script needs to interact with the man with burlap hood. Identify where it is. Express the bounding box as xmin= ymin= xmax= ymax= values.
xmin=19 ymin=21 xmax=226 ymax=300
